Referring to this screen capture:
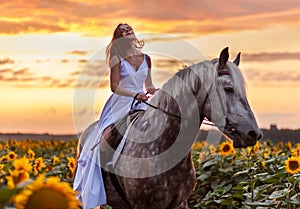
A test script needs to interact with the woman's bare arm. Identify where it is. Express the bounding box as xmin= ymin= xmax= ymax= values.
xmin=144 ymin=55 xmax=158 ymax=94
